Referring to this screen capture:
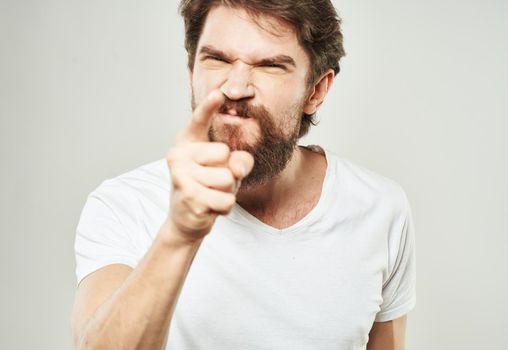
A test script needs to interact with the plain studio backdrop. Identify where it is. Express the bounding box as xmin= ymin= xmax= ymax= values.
xmin=1 ymin=0 xmax=507 ymax=348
